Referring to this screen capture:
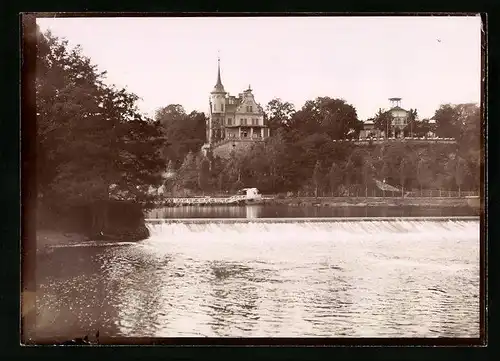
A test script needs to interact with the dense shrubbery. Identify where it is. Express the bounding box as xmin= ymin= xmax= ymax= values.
xmin=163 ymin=99 xmax=481 ymax=197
